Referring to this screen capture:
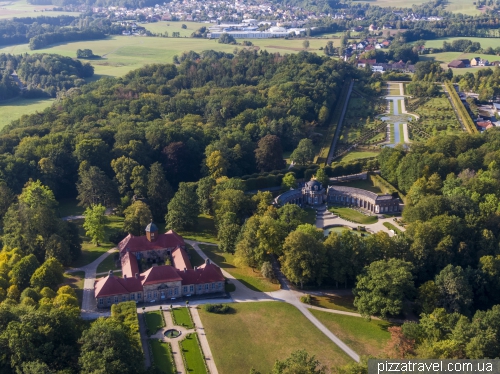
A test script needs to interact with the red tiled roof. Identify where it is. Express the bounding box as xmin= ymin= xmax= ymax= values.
xmin=177 ymin=262 xmax=225 ymax=285
xmin=121 ymin=251 xmax=139 ymax=279
xmin=477 ymin=121 xmax=493 ymax=129
xmin=95 ymin=274 xmax=143 ymax=298
xmin=172 ymin=247 xmax=193 ymax=270
xmin=141 ymin=265 xmax=183 ymax=285
xmin=118 ymin=230 xmax=185 ymax=254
